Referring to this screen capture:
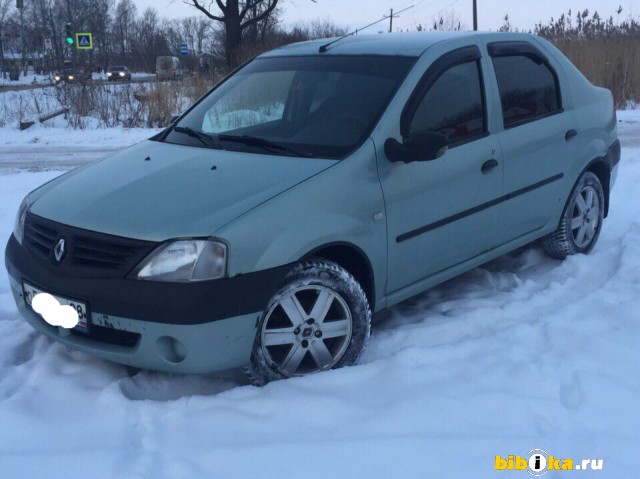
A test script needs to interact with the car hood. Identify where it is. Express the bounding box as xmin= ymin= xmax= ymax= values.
xmin=30 ymin=140 xmax=336 ymax=242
